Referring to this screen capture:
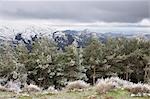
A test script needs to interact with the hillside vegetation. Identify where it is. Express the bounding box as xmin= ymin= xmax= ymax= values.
xmin=0 ymin=33 xmax=150 ymax=98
